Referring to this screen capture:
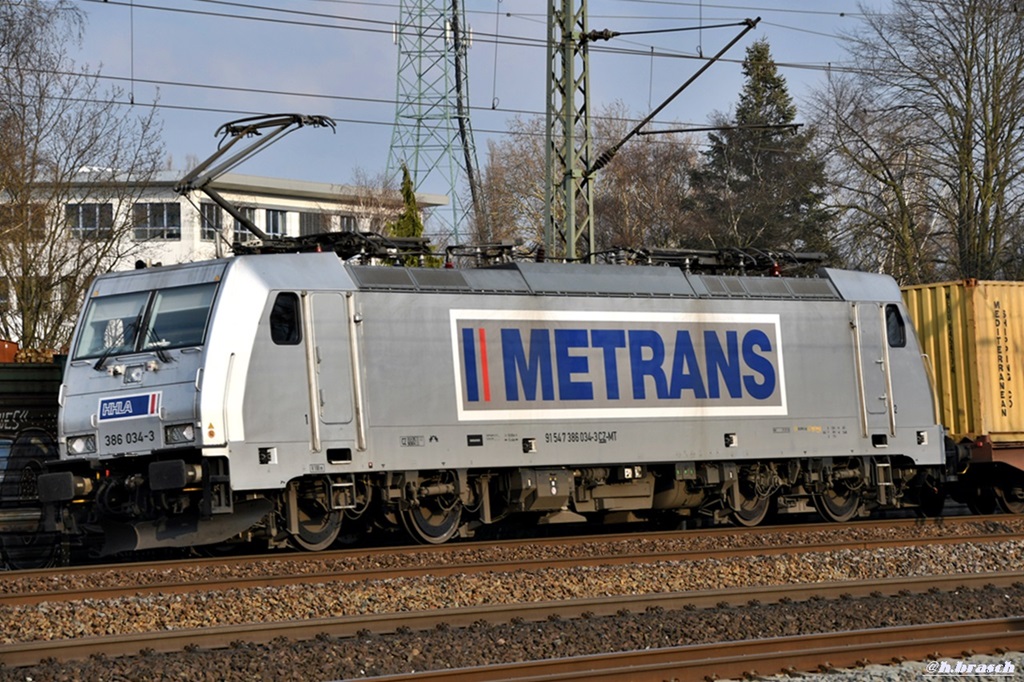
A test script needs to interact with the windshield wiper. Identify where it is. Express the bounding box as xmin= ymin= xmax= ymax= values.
xmin=93 ymin=345 xmax=118 ymax=372
xmin=144 ymin=326 xmax=173 ymax=364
